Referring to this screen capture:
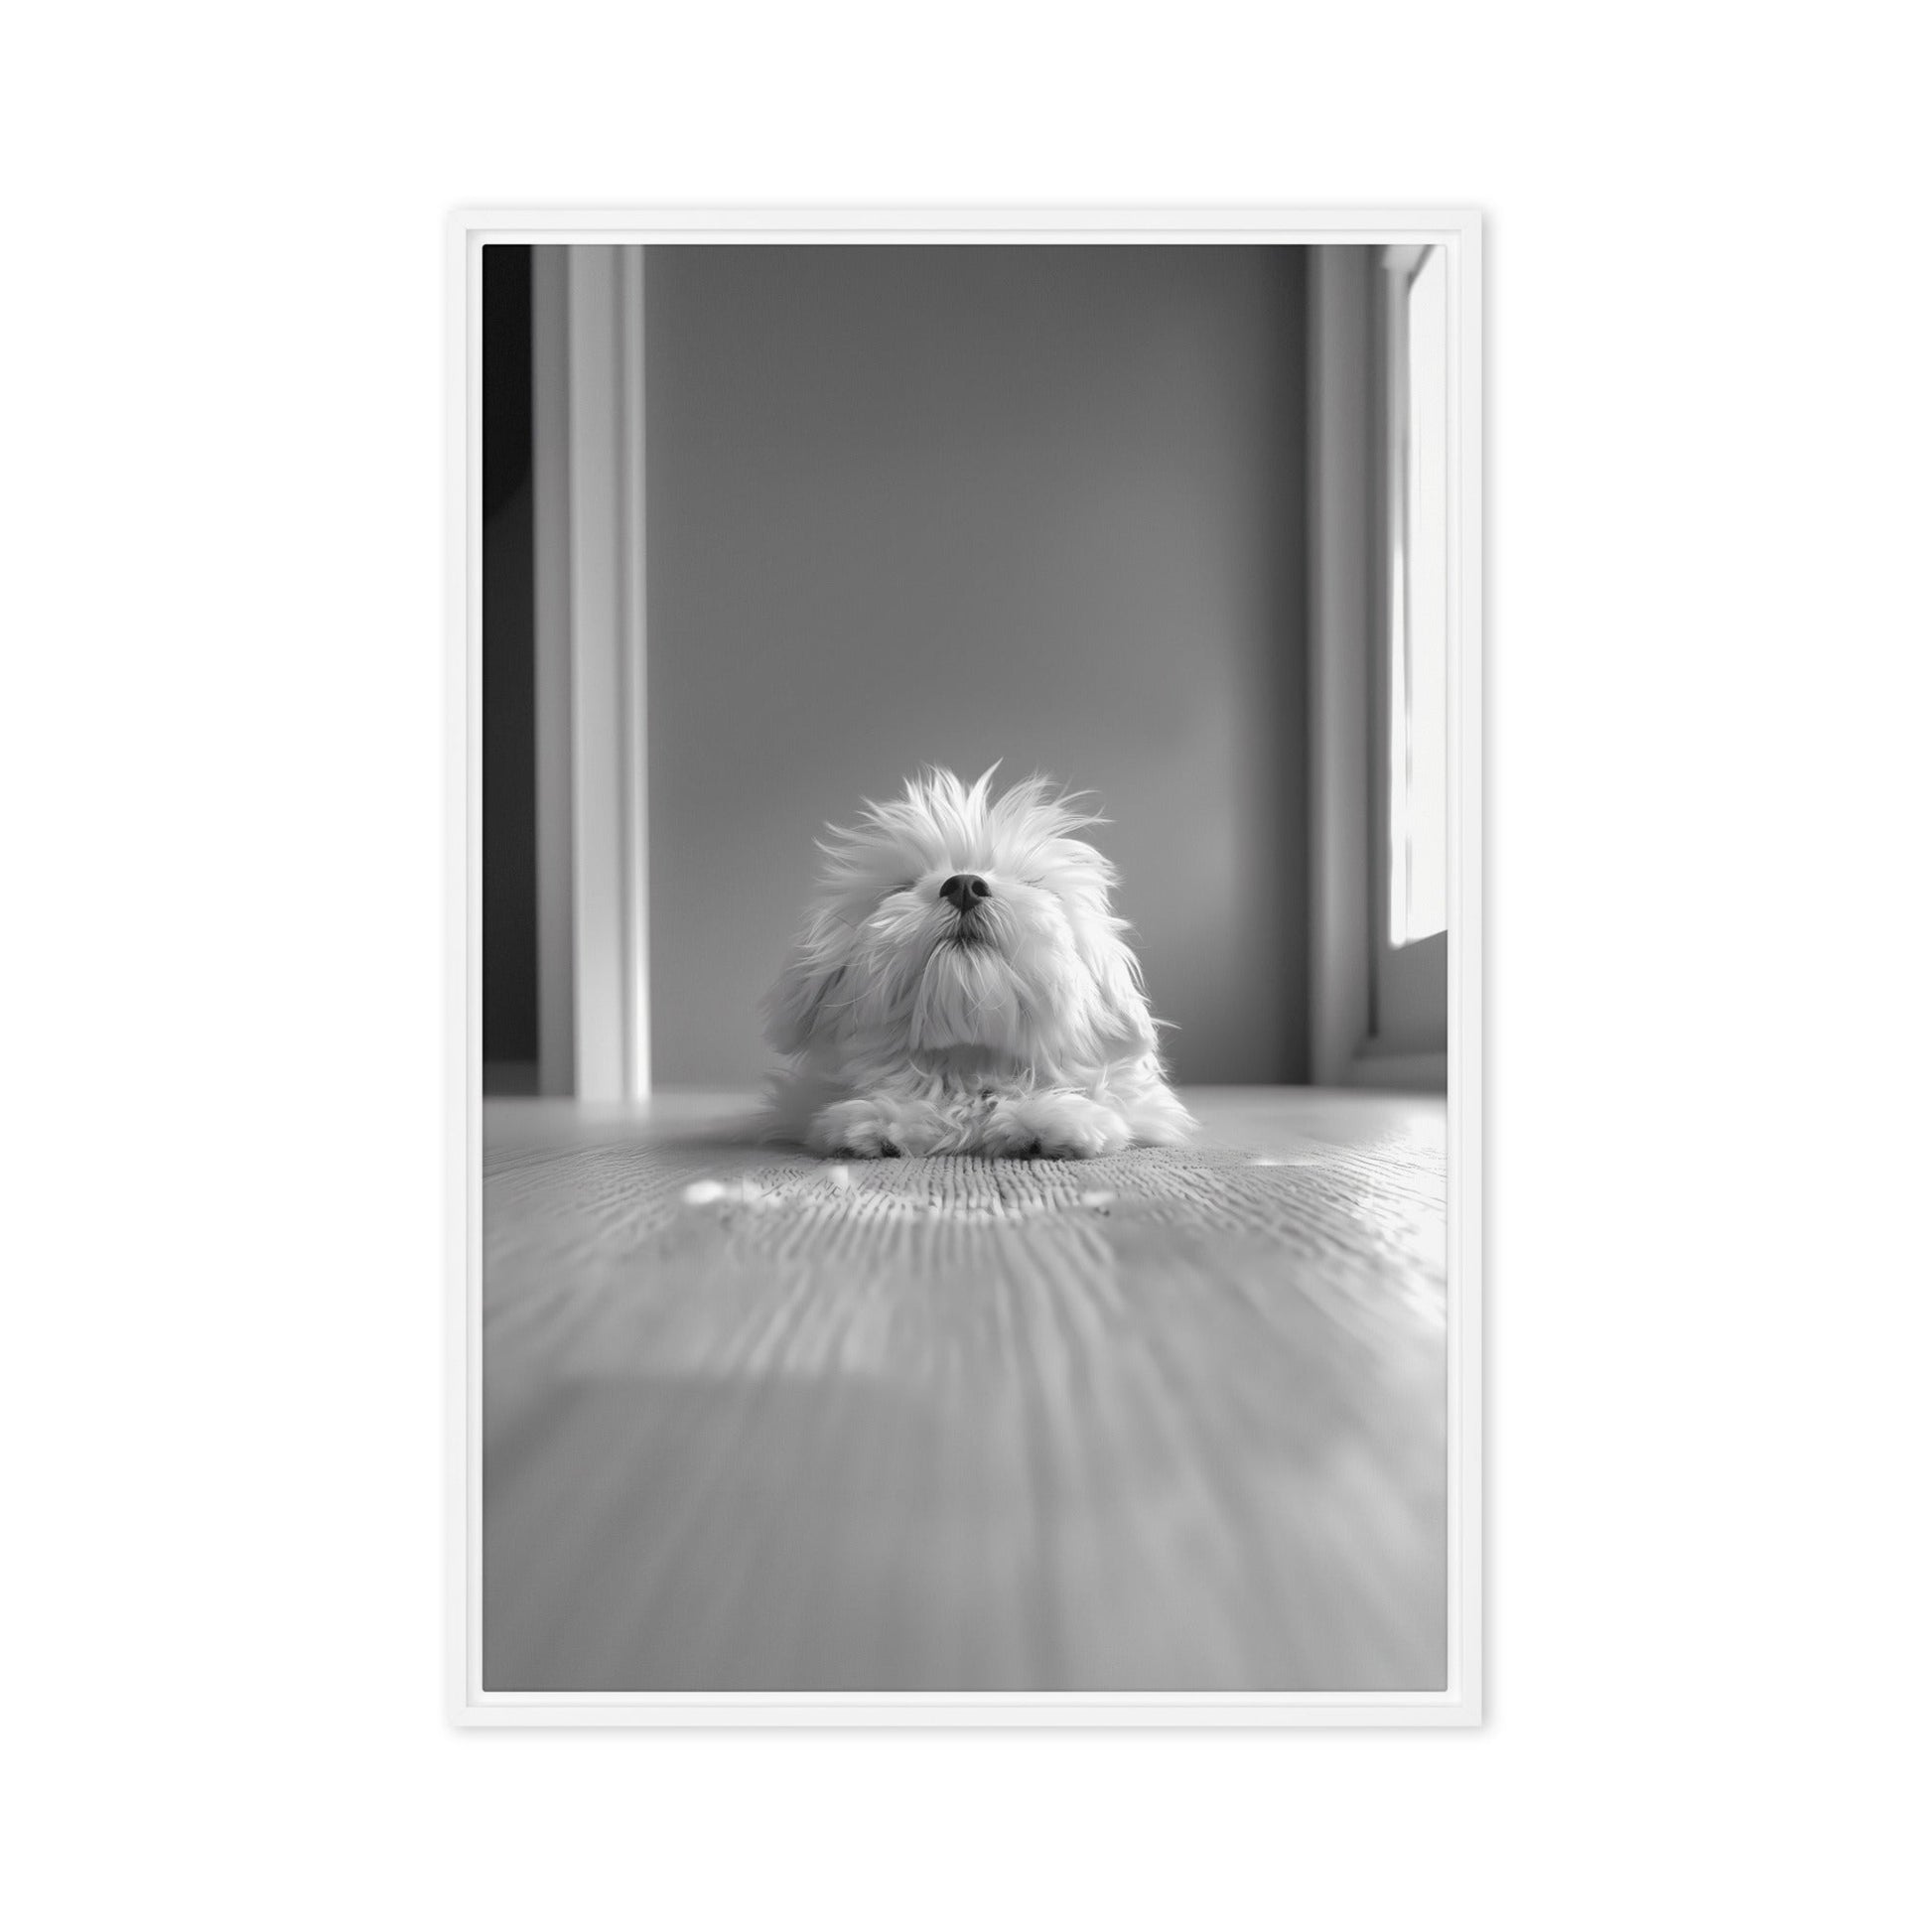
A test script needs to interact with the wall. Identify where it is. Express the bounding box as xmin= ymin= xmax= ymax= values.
xmin=643 ymin=244 xmax=1308 ymax=1086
